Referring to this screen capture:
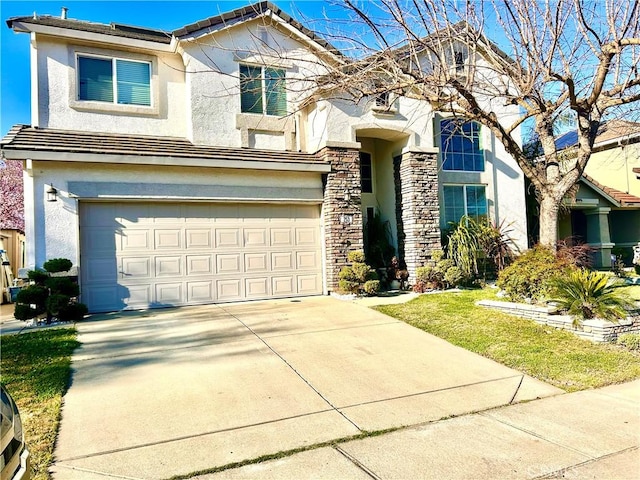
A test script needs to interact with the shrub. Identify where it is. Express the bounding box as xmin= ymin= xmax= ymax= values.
xmin=14 ymin=258 xmax=87 ymax=323
xmin=43 ymin=258 xmax=73 ymax=273
xmin=27 ymin=269 xmax=49 ymax=284
xmin=337 ymin=250 xmax=378 ymax=295
xmin=363 ymin=280 xmax=381 ymax=296
xmin=617 ymin=333 xmax=640 ymax=351
xmin=556 ymin=239 xmax=593 ymax=268
xmin=413 ymin=250 xmax=470 ymax=292
xmin=497 ymin=245 xmax=573 ymax=302
xmin=549 ymin=269 xmax=633 ymax=325
xmin=446 ymin=216 xmax=517 ymax=280
xmin=59 ymin=303 xmax=89 ymax=321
